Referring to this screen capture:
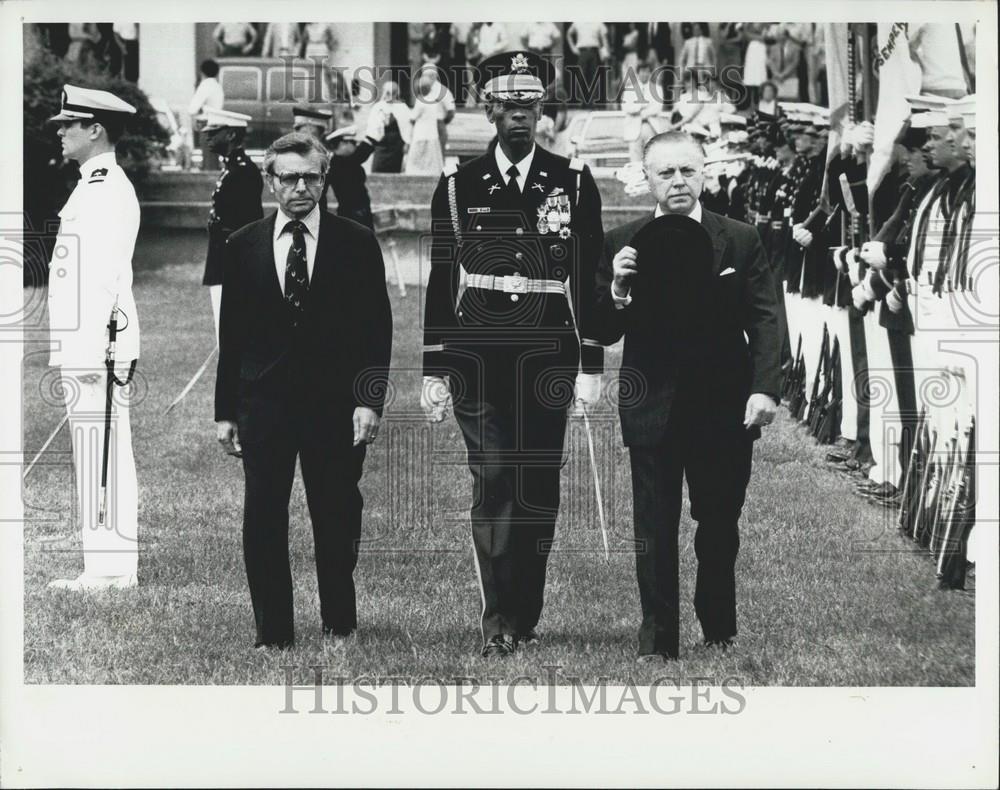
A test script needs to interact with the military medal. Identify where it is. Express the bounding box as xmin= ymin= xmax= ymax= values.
xmin=536 ymin=205 xmax=549 ymax=234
